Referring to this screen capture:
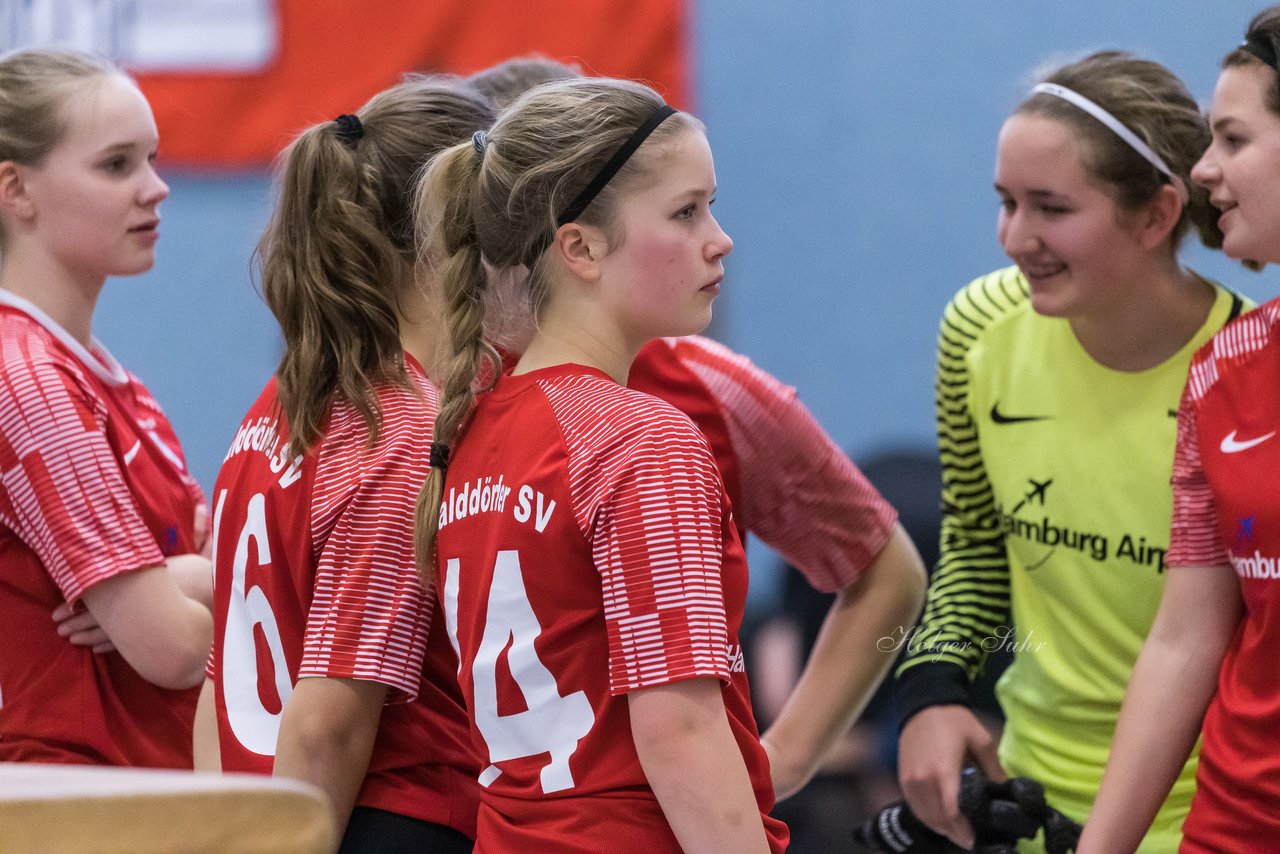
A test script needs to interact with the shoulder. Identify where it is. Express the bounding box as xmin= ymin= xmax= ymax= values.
xmin=941 ymin=266 xmax=1032 ymax=341
xmin=0 ymin=310 xmax=96 ymax=402
xmin=538 ymin=370 xmax=711 ymax=459
xmin=1185 ymin=297 xmax=1280 ymax=406
xmin=326 ymin=365 xmax=438 ymax=449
